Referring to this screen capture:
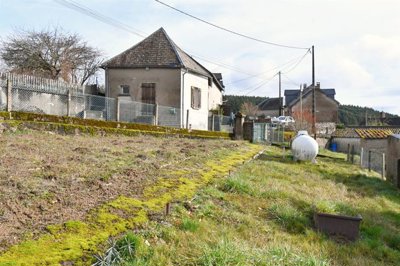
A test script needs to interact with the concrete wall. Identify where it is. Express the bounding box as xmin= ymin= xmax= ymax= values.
xmin=105 ymin=68 xmax=222 ymax=130
xmin=208 ymin=81 xmax=223 ymax=111
xmin=289 ymin=90 xmax=338 ymax=123
xmin=182 ymin=71 xmax=210 ymax=130
xmin=386 ymin=136 xmax=400 ymax=187
xmin=331 ymin=137 xmax=361 ymax=153
xmin=105 ymin=68 xmax=181 ymax=108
